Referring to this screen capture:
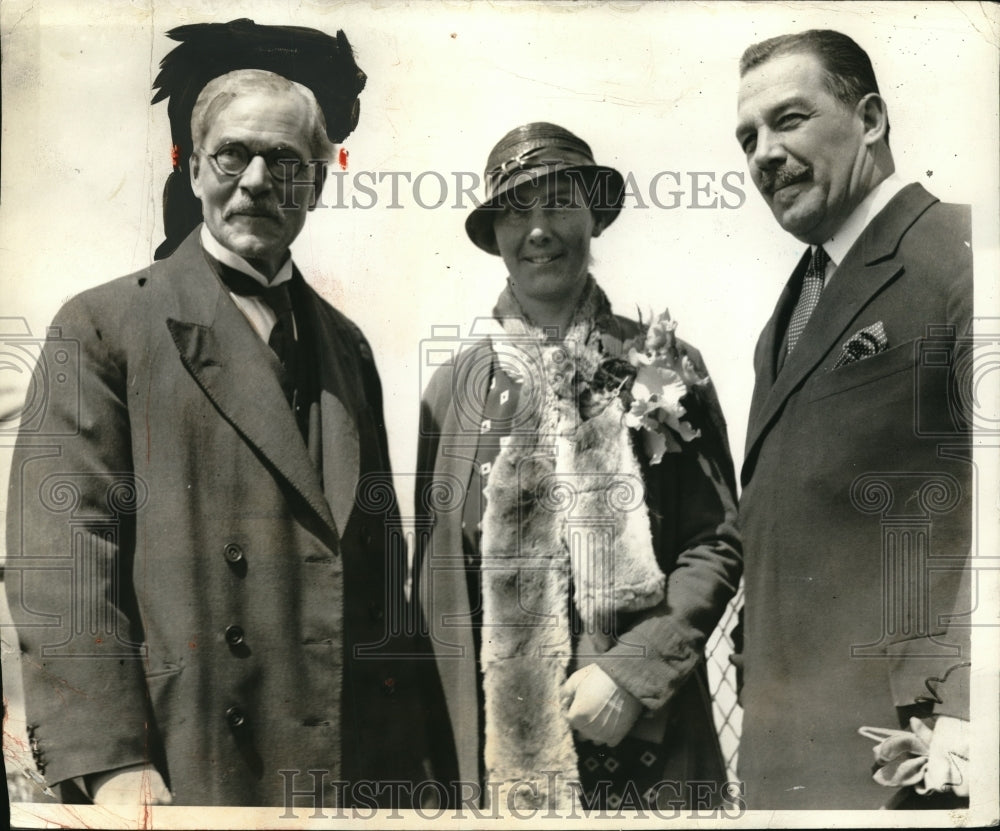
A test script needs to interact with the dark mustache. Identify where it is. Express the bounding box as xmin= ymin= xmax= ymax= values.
xmin=225 ymin=202 xmax=281 ymax=221
xmin=760 ymin=164 xmax=810 ymax=195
